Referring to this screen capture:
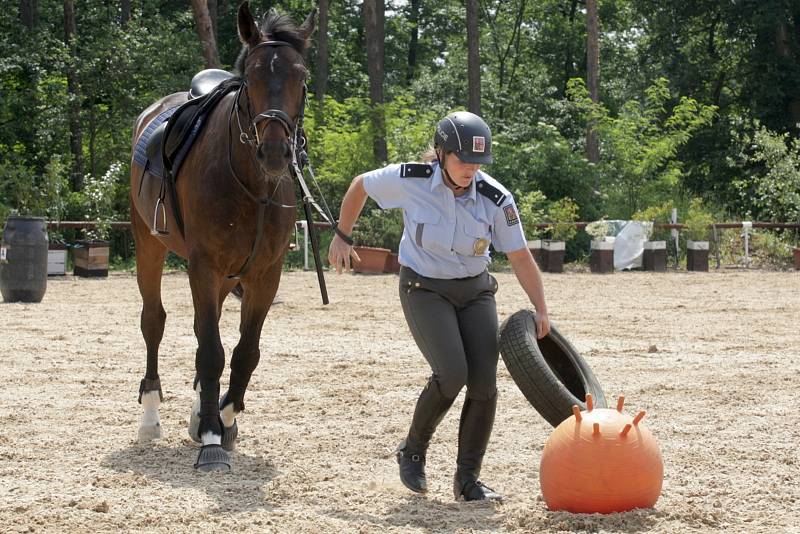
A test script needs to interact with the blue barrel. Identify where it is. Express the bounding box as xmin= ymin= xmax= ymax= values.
xmin=0 ymin=216 xmax=48 ymax=303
